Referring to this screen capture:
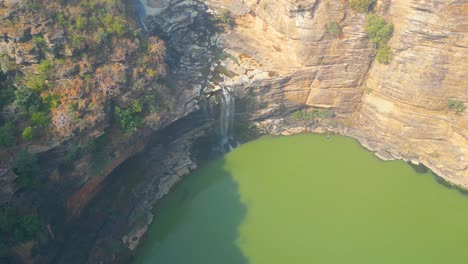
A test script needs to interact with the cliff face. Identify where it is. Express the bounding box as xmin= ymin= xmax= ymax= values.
xmin=145 ymin=0 xmax=466 ymax=184
xmin=0 ymin=0 xmax=466 ymax=262
xmin=0 ymin=1 xmax=200 ymax=261
xmin=356 ymin=0 xmax=467 ymax=185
